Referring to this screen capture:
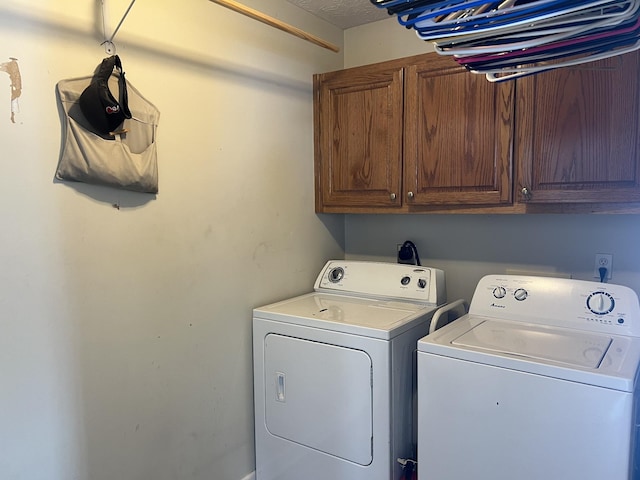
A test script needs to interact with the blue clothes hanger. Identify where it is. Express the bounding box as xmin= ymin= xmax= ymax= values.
xmin=370 ymin=0 xmax=640 ymax=81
